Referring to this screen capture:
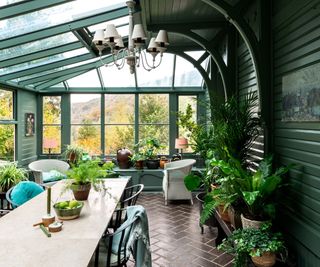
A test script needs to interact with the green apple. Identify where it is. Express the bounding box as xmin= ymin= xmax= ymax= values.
xmin=69 ymin=200 xmax=79 ymax=209
xmin=58 ymin=201 xmax=69 ymax=209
